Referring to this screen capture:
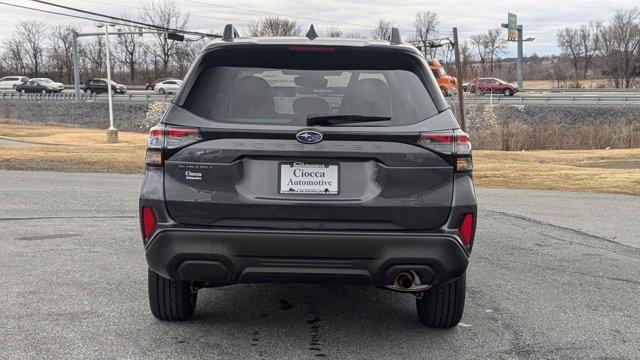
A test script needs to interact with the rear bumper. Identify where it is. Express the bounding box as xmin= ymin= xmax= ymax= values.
xmin=145 ymin=227 xmax=469 ymax=286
